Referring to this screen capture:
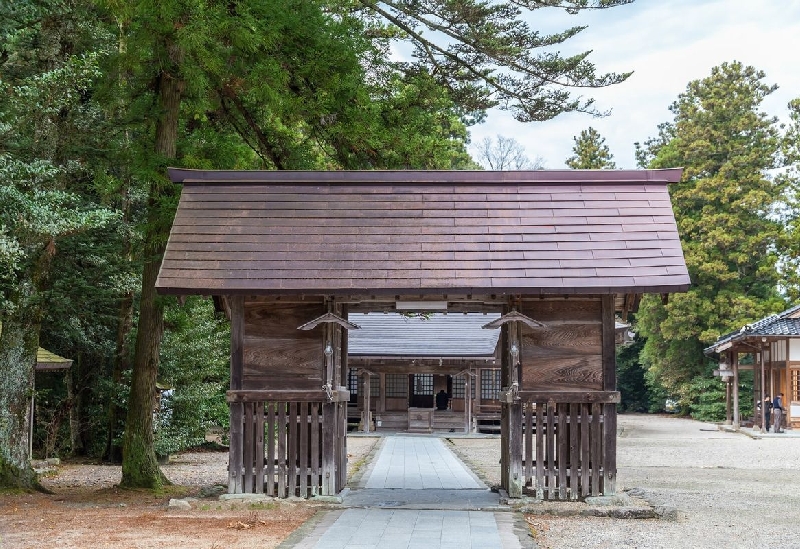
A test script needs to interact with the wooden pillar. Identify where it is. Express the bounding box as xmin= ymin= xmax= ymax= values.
xmin=340 ymin=303 xmax=348 ymax=387
xmin=725 ymin=379 xmax=732 ymax=425
xmin=362 ymin=372 xmax=371 ymax=433
xmin=474 ymin=368 xmax=482 ymax=413
xmin=785 ymin=357 xmax=791 ymax=429
xmin=464 ymin=369 xmax=471 ymax=434
xmin=338 ymin=401 xmax=348 ymax=491
xmin=321 ymin=402 xmax=336 ymax=495
xmin=500 ymin=400 xmax=509 ymax=489
xmin=228 ymin=295 xmax=244 ymax=494
xmin=760 ymin=344 xmax=766 ymax=433
xmin=724 ymin=351 xmax=732 ymax=425
xmin=508 ymin=401 xmax=523 ymax=498
xmin=733 ymin=352 xmax=740 ymax=431
xmin=601 ymin=295 xmax=617 ymax=494
xmin=379 ymin=372 xmax=386 ymax=414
